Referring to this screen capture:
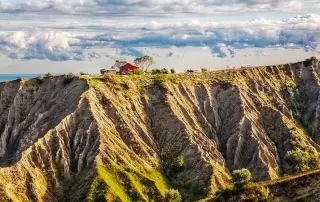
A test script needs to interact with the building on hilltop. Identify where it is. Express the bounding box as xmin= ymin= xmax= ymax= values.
xmin=119 ymin=63 xmax=140 ymax=74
